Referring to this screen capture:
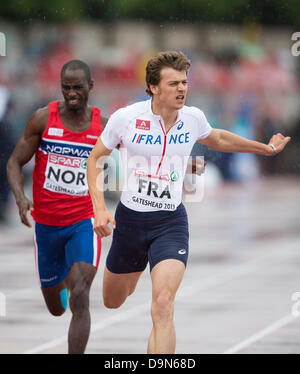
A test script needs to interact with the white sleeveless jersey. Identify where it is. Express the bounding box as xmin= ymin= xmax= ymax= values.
xmin=101 ymin=99 xmax=212 ymax=212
